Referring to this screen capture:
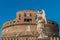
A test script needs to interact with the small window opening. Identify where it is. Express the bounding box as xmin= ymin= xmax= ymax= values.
xmin=19 ymin=14 xmax=21 ymax=17
xmin=13 ymin=21 xmax=15 ymax=23
xmin=24 ymin=13 xmax=26 ymax=17
xmin=24 ymin=19 xmax=26 ymax=22
xmin=30 ymin=13 xmax=32 ymax=17
xmin=19 ymin=18 xmax=21 ymax=20
xmin=17 ymin=21 xmax=19 ymax=22
xmin=24 ymin=18 xmax=32 ymax=22
xmin=27 ymin=19 xmax=29 ymax=22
